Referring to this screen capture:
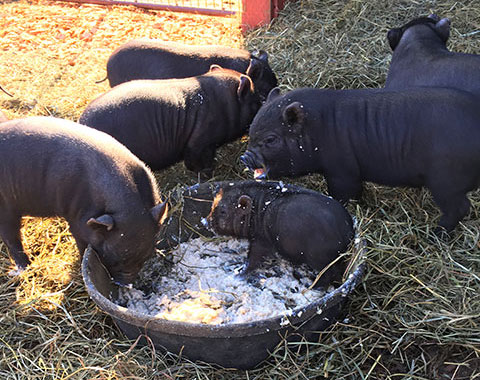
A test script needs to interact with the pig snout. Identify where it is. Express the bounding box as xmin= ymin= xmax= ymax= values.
xmin=241 ymin=151 xmax=267 ymax=179
xmin=240 ymin=152 xmax=255 ymax=170
xmin=111 ymin=269 xmax=138 ymax=287
xmin=241 ymin=150 xmax=263 ymax=172
xmin=108 ymin=252 xmax=153 ymax=286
